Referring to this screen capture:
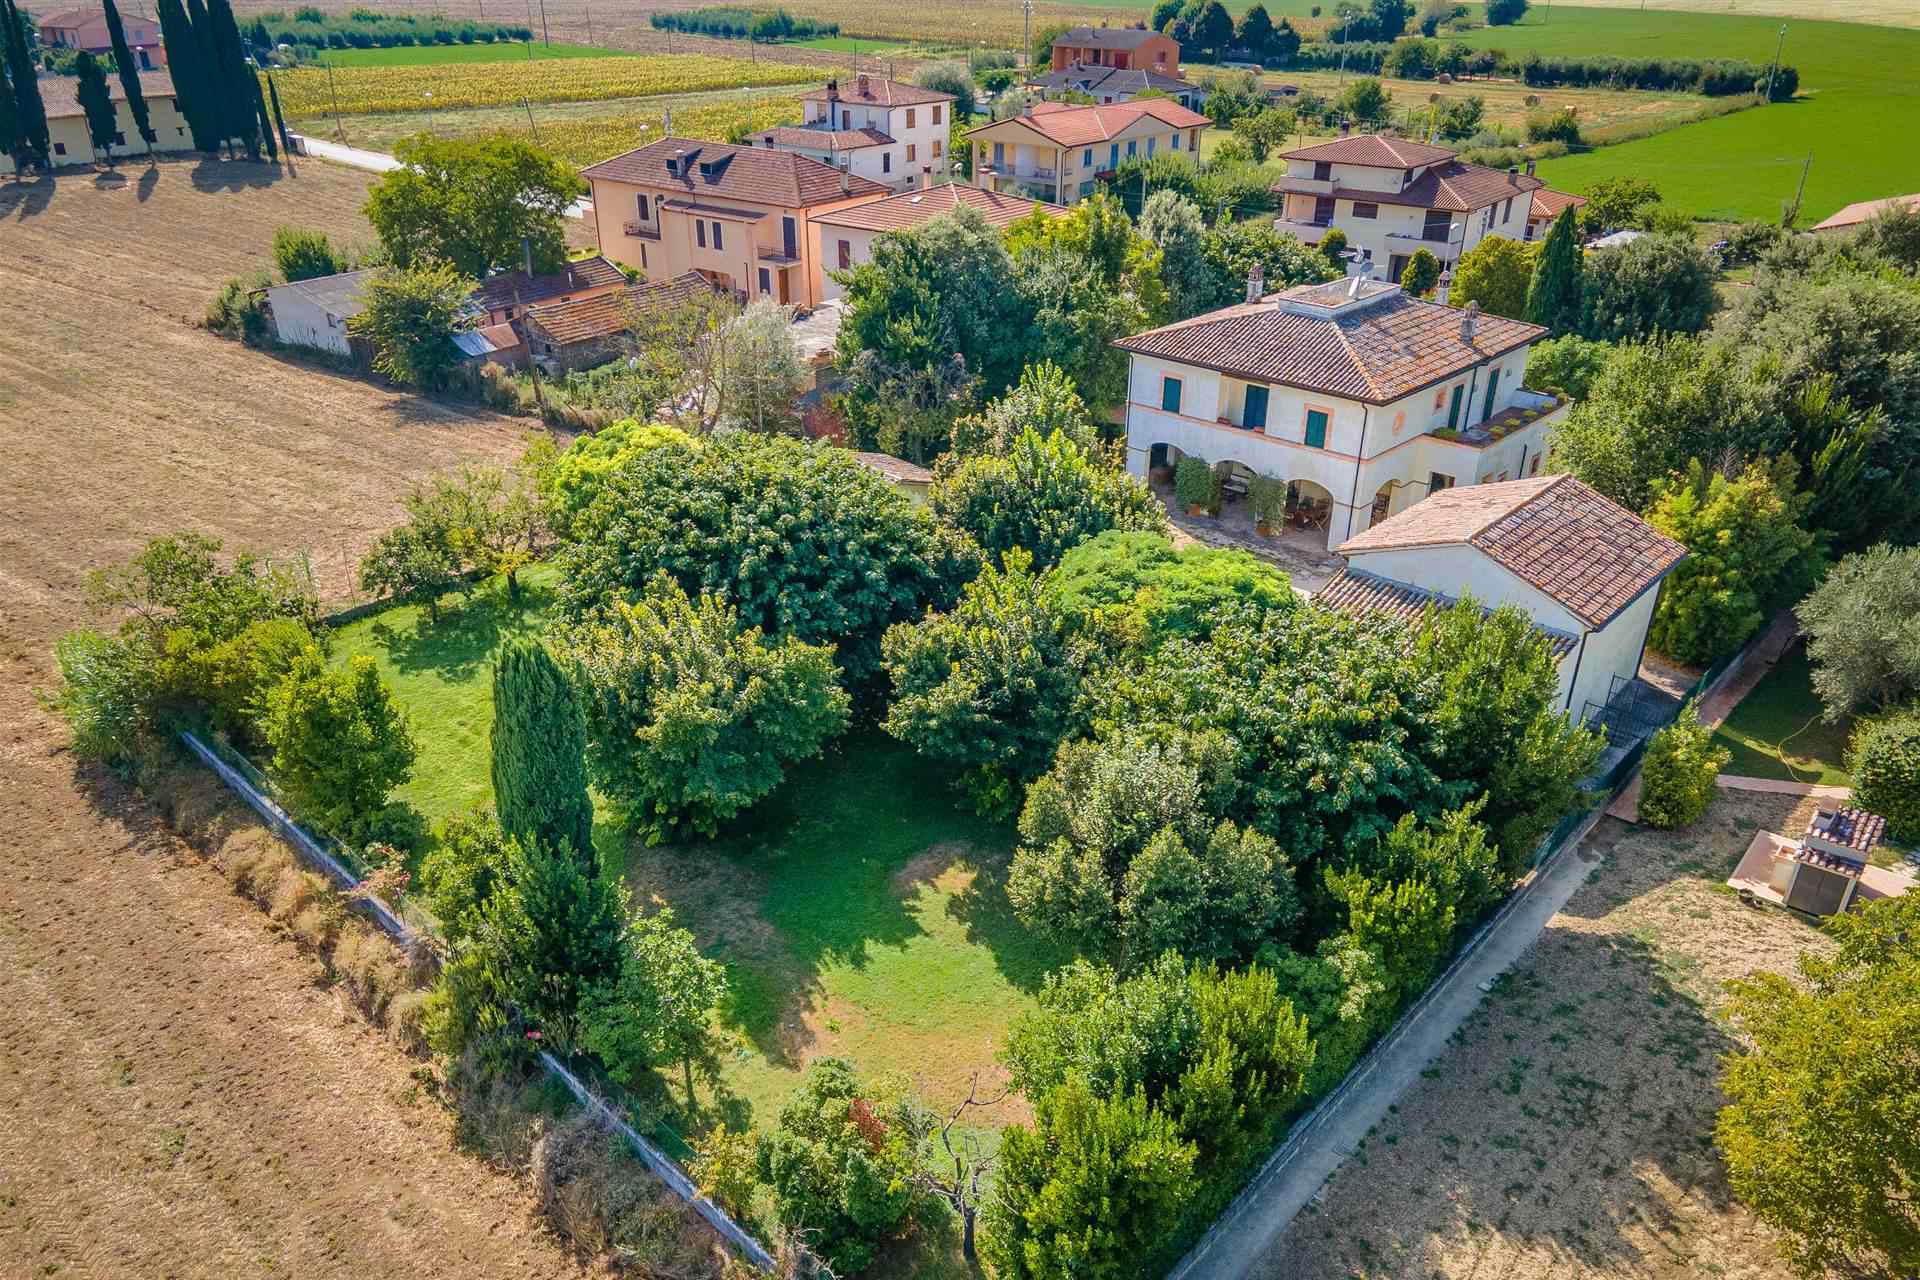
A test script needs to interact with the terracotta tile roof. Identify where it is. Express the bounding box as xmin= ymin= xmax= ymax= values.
xmin=1052 ymin=25 xmax=1165 ymax=49
xmin=1807 ymin=806 xmax=1886 ymax=854
xmin=750 ymin=125 xmax=894 ymax=150
xmin=1277 ymin=162 xmax=1541 ymax=213
xmin=1027 ymin=63 xmax=1196 ymax=97
xmin=38 ymin=68 xmax=173 ymax=117
xmin=798 ymin=77 xmax=953 ymax=108
xmin=1315 ymin=566 xmax=1578 ymax=659
xmin=38 ymin=8 xmax=102 ymax=27
xmin=1787 ymin=843 xmax=1866 ymax=878
xmin=1529 ymin=187 xmax=1587 ymax=222
xmin=975 ymin=98 xmax=1210 ymax=147
xmin=523 ymin=273 xmax=711 ymax=347
xmin=1811 ymin=192 xmax=1920 ymax=232
xmin=582 ymin=138 xmax=888 ymax=209
xmin=471 ymin=254 xmax=625 ymax=313
xmin=1337 ymin=475 xmax=1687 ymax=629
xmin=812 ymin=183 xmax=1068 ymax=233
xmin=1280 ymin=134 xmax=1458 ymax=169
xmin=658 ymin=198 xmax=770 ymax=220
xmin=1114 ymin=279 xmax=1545 ymax=404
